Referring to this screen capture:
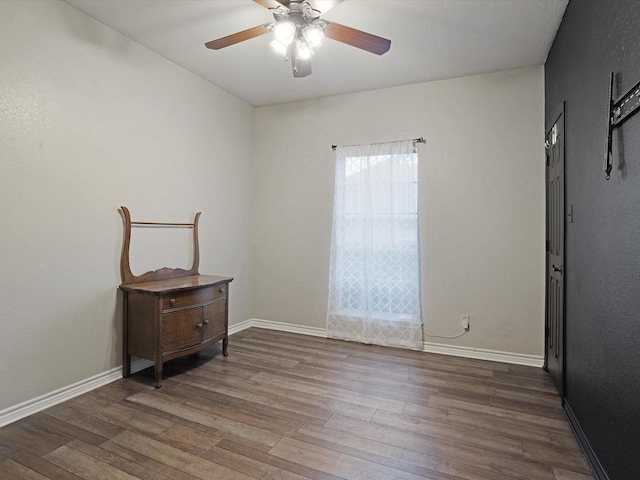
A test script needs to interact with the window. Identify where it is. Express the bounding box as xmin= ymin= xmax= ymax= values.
xmin=327 ymin=140 xmax=422 ymax=350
